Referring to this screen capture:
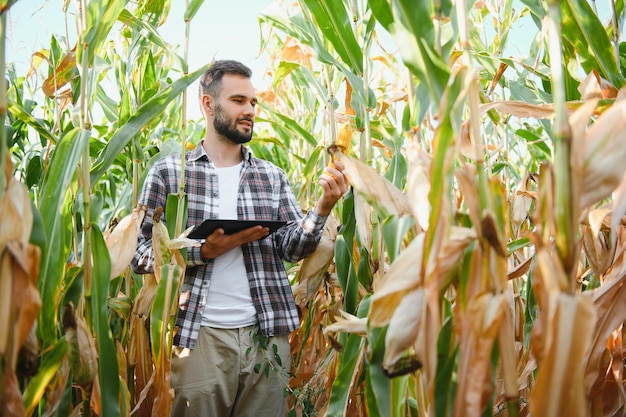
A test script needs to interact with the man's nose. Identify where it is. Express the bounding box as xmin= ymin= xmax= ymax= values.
xmin=243 ymin=102 xmax=255 ymax=116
